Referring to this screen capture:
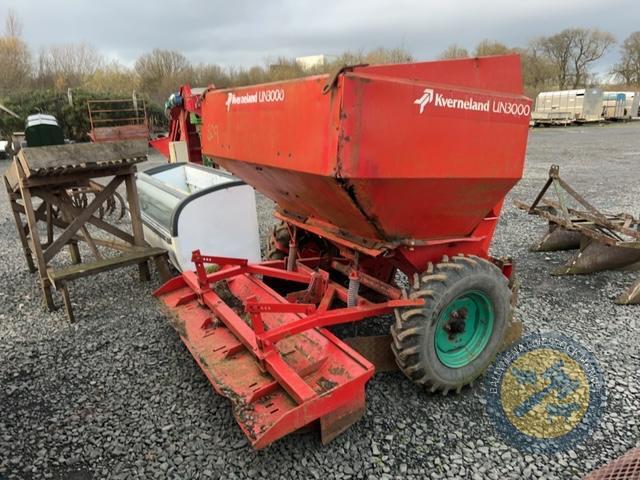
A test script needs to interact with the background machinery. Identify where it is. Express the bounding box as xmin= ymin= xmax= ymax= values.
xmin=150 ymin=85 xmax=204 ymax=164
